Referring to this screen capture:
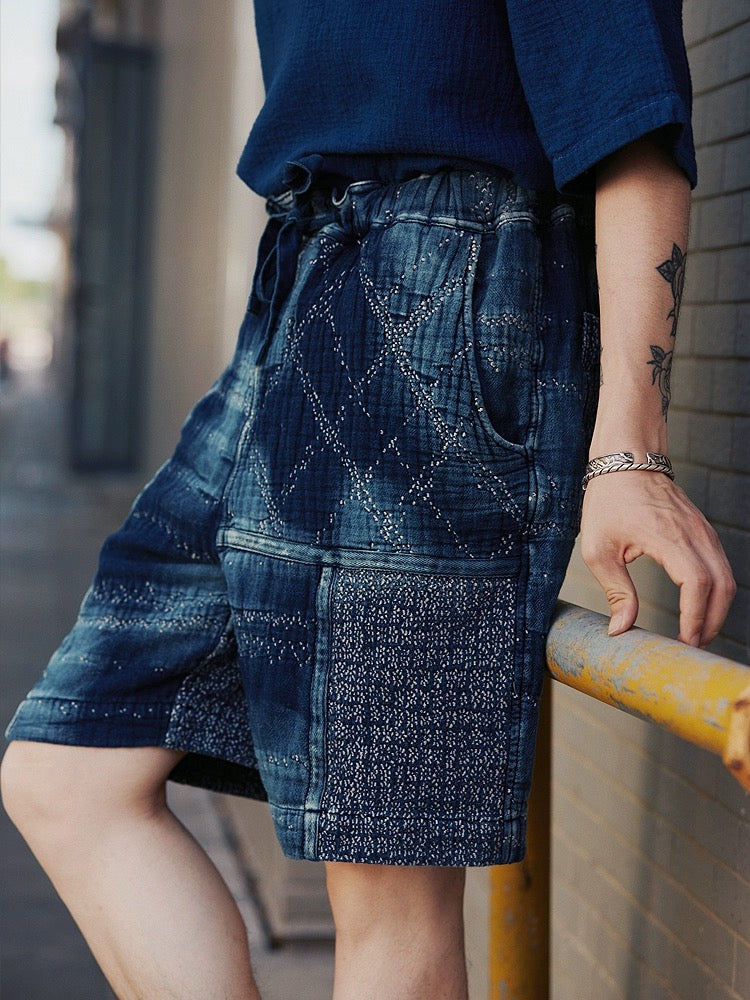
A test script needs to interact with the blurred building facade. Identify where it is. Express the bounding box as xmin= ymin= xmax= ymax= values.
xmin=51 ymin=0 xmax=265 ymax=473
xmin=47 ymin=2 xmax=748 ymax=997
